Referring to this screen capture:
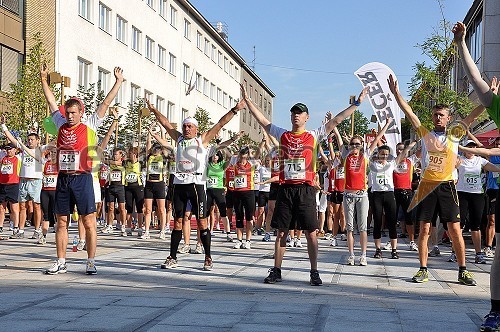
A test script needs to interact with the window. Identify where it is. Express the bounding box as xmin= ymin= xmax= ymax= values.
xmin=217 ymin=51 xmax=222 ymax=68
xmin=114 ymin=84 xmax=123 ymax=105
xmin=259 ymin=94 xmax=263 ymax=108
xmin=184 ymin=20 xmax=191 ymax=40
xmin=243 ymin=110 xmax=247 ymax=123
xmin=78 ymin=57 xmax=91 ymax=89
xmin=268 ymin=101 xmax=272 ymax=114
xmin=229 ymin=96 xmax=233 ymax=108
xmin=223 ymin=57 xmax=228 ymax=73
xmin=130 ymin=83 xmax=140 ymax=103
xmin=98 ymin=2 xmax=111 ymax=33
xmin=249 ymin=85 xmax=253 ymax=99
xmin=0 ymin=46 xmax=21 ymax=92
xmin=264 ymin=98 xmax=267 ymax=114
xmin=170 ymin=5 xmax=177 ymax=28
xmin=156 ymin=96 xmax=164 ymax=113
xmin=169 ymin=53 xmax=176 ymax=75
xmin=229 ymin=62 xmax=234 ymax=78
xmin=223 ymin=92 xmax=228 ymax=109
xmin=203 ymin=78 xmax=209 ymax=96
xmin=196 ymin=31 xmax=202 ymax=49
xmin=211 ymin=45 xmax=216 ymax=62
xmin=182 ymin=108 xmax=188 ymax=121
xmin=468 ymin=16 xmax=483 ymax=67
xmin=145 ymin=36 xmax=155 ymax=61
xmin=146 ymin=0 xmax=154 ymax=9
xmin=167 ymin=101 xmax=175 ymax=120
xmin=159 ymin=0 xmax=167 ymax=18
xmin=97 ymin=67 xmax=110 ymax=94
xmin=116 ymin=15 xmax=127 ymax=43
xmin=132 ymin=26 xmax=142 ymax=53
xmin=183 ymin=63 xmax=190 ymax=84
xmin=78 ymin=0 xmax=92 ymax=20
xmin=249 ymin=113 xmax=252 ymax=126
xmin=144 ymin=90 xmax=153 ymax=104
xmin=217 ymin=87 xmax=222 ymax=105
xmin=204 ymin=38 xmax=210 ymax=56
xmin=234 ymin=66 xmax=239 ymax=80
xmin=210 ymin=83 xmax=215 ymax=101
xmin=196 ymin=72 xmax=202 ymax=91
xmin=158 ymin=45 xmax=166 ymax=68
